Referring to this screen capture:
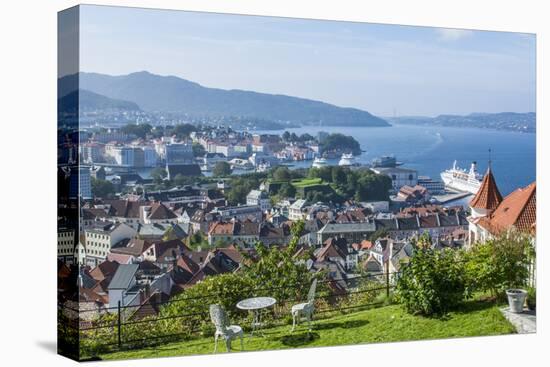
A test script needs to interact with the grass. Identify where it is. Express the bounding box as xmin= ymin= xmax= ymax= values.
xmin=291 ymin=178 xmax=324 ymax=188
xmin=99 ymin=300 xmax=515 ymax=360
